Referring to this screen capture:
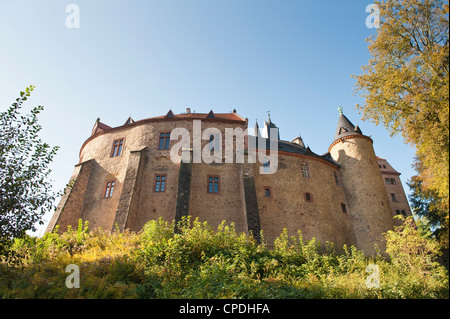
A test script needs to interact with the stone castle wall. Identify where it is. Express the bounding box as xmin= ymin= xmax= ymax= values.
xmin=47 ymin=116 xmax=403 ymax=254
